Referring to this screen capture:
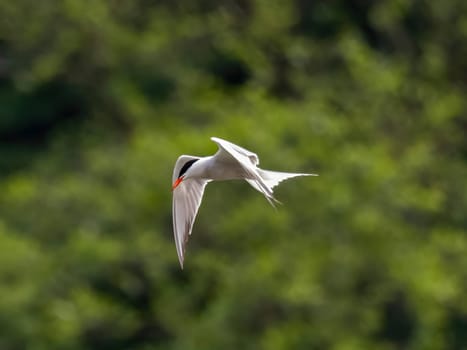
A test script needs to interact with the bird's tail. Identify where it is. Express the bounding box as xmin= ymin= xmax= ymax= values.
xmin=245 ymin=169 xmax=317 ymax=207
xmin=258 ymin=169 xmax=317 ymax=189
